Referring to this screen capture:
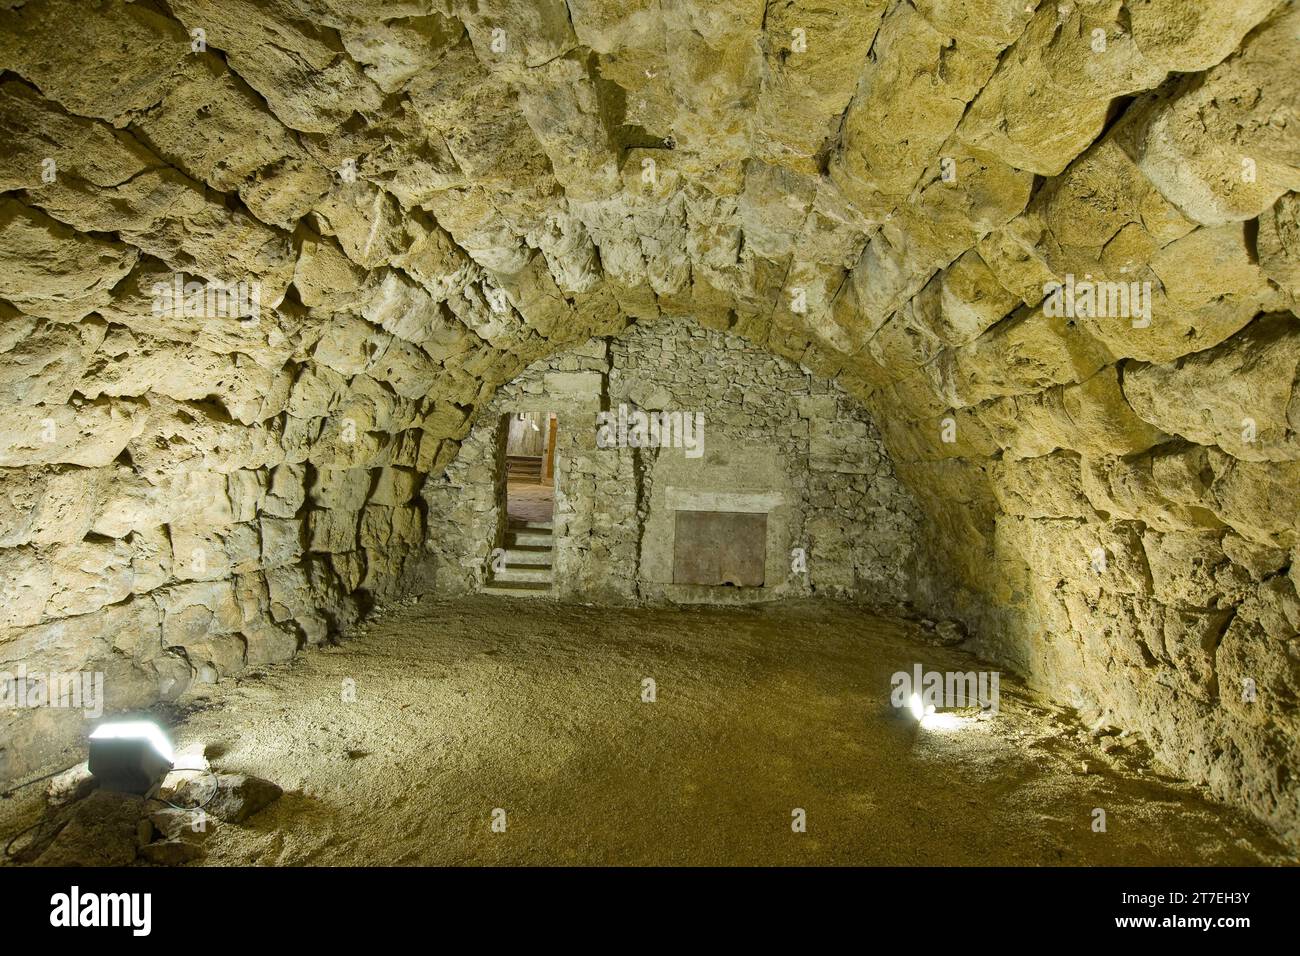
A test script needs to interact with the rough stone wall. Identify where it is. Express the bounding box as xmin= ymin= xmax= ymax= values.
xmin=613 ymin=319 xmax=922 ymax=604
xmin=426 ymin=318 xmax=922 ymax=605
xmin=0 ymin=0 xmax=1296 ymax=844
xmin=851 ymin=11 xmax=1300 ymax=846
